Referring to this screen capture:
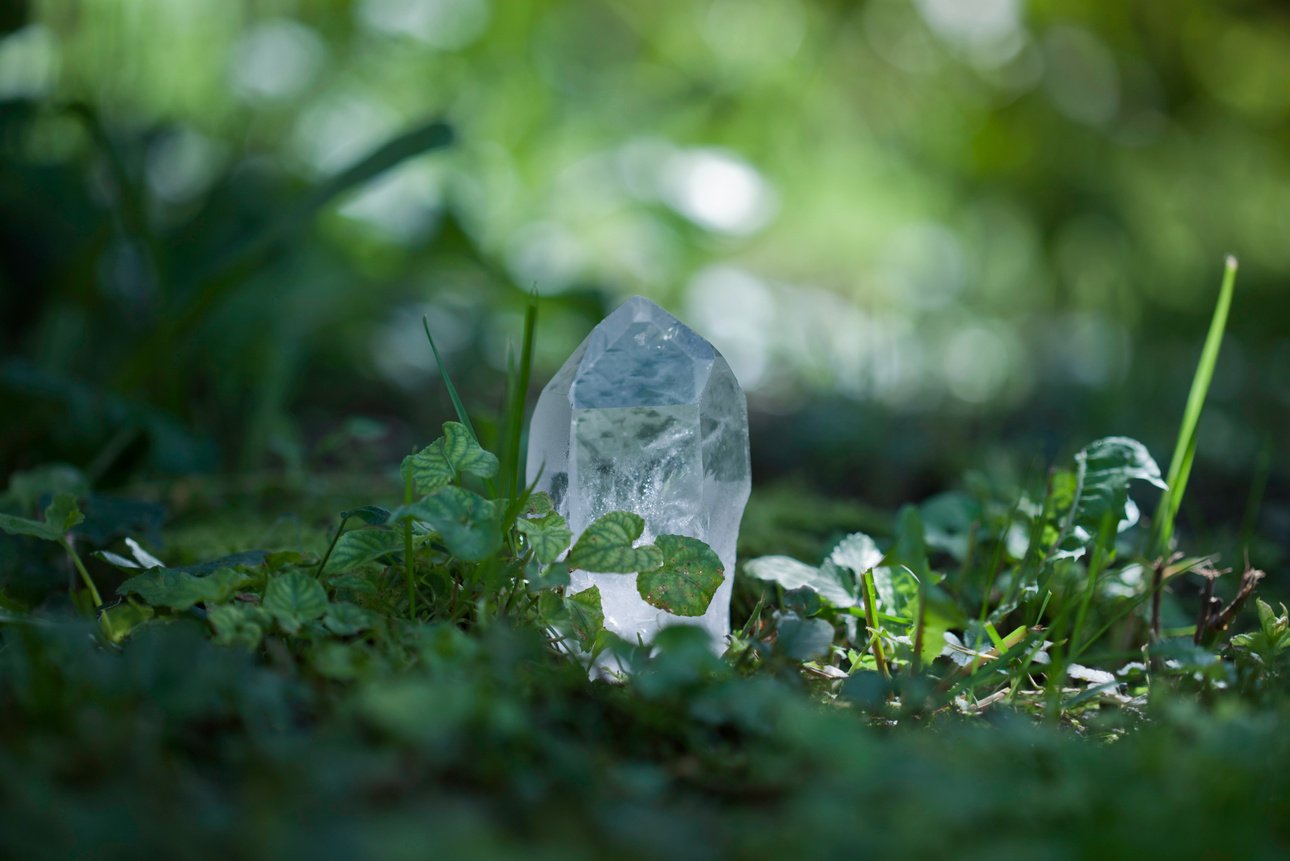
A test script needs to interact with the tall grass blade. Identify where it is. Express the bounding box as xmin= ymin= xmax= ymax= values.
xmin=423 ymin=314 xmax=478 ymax=442
xmin=499 ymin=295 xmax=539 ymax=501
xmin=1152 ymin=255 xmax=1239 ymax=556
